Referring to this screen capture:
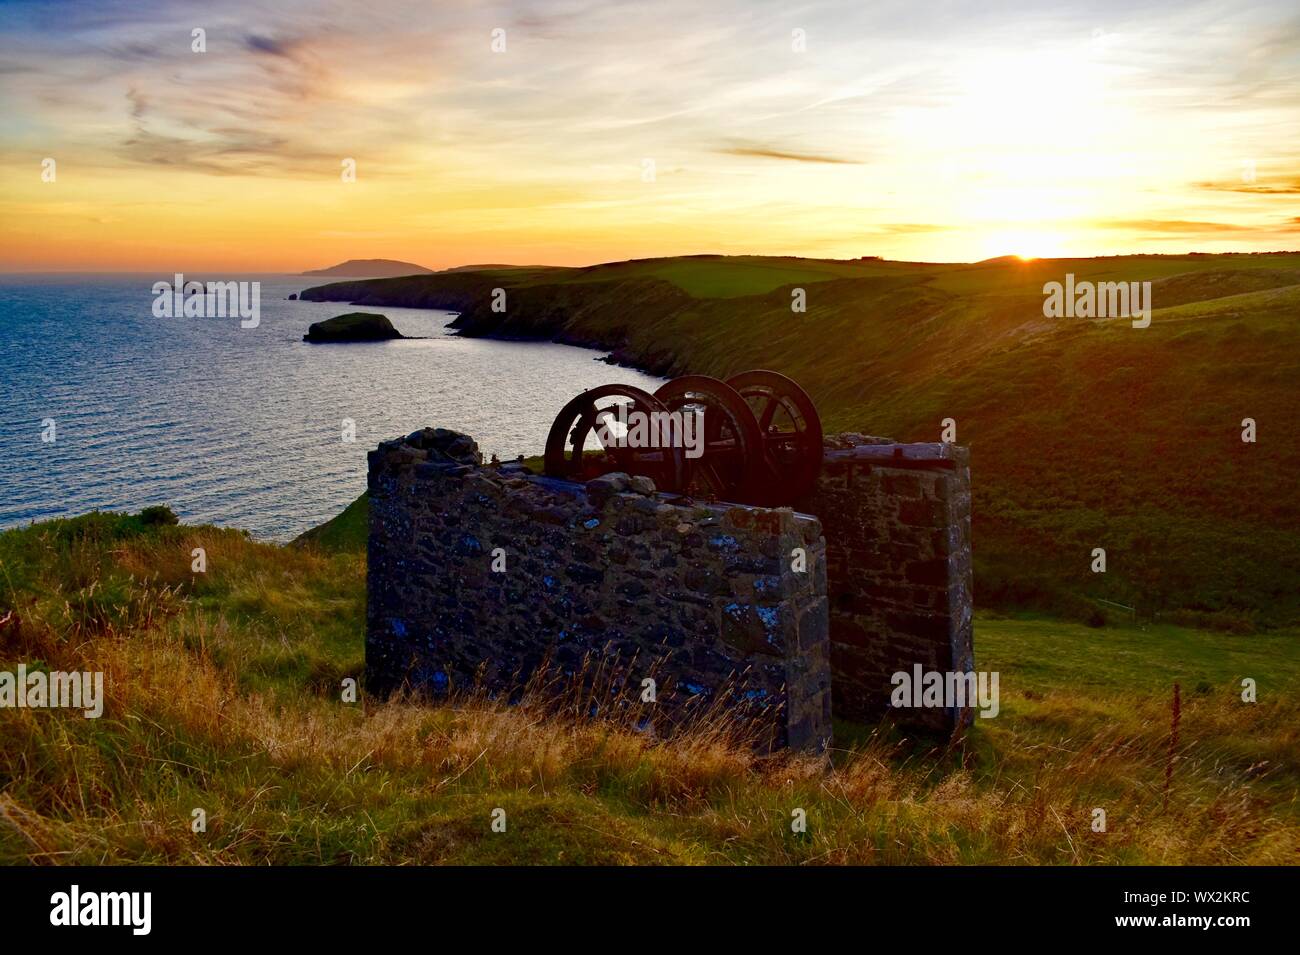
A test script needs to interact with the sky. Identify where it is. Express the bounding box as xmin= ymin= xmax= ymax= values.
xmin=1 ymin=0 xmax=1298 ymax=271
